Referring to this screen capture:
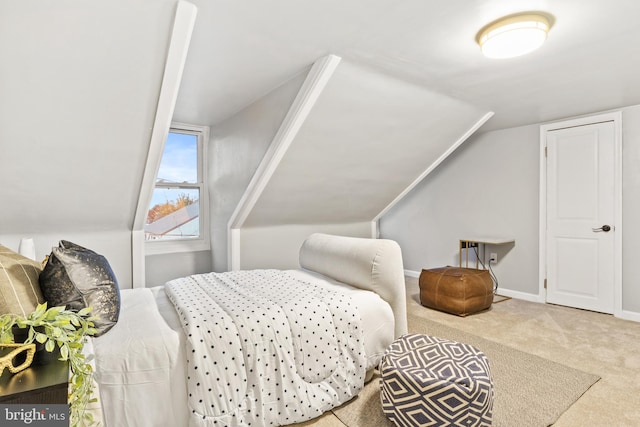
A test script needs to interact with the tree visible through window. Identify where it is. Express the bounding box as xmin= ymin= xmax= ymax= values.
xmin=147 ymin=192 xmax=197 ymax=224
xmin=145 ymin=129 xmax=203 ymax=241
